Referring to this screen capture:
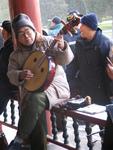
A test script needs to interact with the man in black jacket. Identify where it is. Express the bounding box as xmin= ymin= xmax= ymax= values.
xmin=72 ymin=13 xmax=113 ymax=105
xmin=0 ymin=20 xmax=18 ymax=150
xmin=0 ymin=20 xmax=18 ymax=114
